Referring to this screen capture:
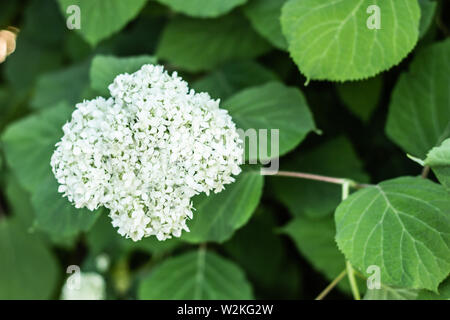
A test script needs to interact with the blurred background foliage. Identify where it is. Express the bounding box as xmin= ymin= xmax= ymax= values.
xmin=0 ymin=0 xmax=448 ymax=300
